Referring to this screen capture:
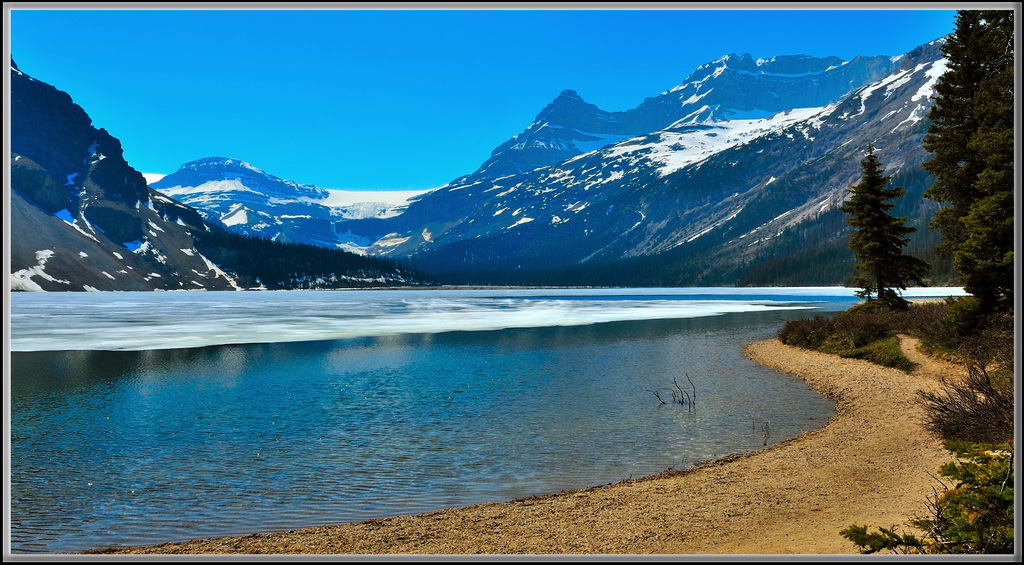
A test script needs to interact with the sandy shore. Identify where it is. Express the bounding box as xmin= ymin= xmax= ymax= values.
xmin=92 ymin=336 xmax=959 ymax=555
